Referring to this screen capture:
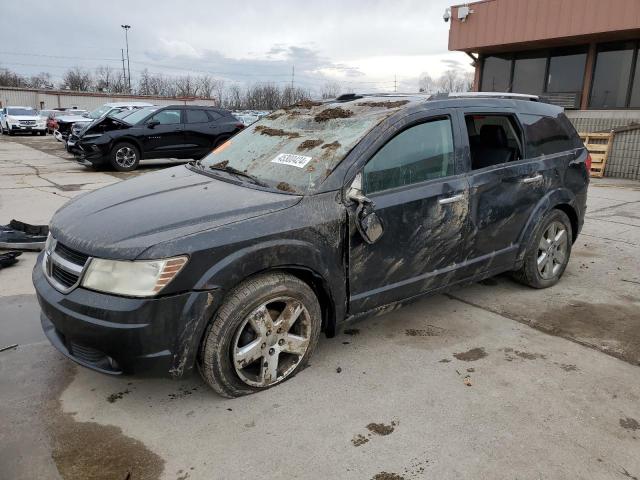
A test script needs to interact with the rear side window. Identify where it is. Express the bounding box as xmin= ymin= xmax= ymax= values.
xmin=207 ymin=111 xmax=222 ymax=121
xmin=186 ymin=109 xmax=209 ymax=124
xmin=363 ymin=118 xmax=455 ymax=194
xmin=465 ymin=114 xmax=523 ymax=170
xmin=520 ymin=113 xmax=576 ymax=157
